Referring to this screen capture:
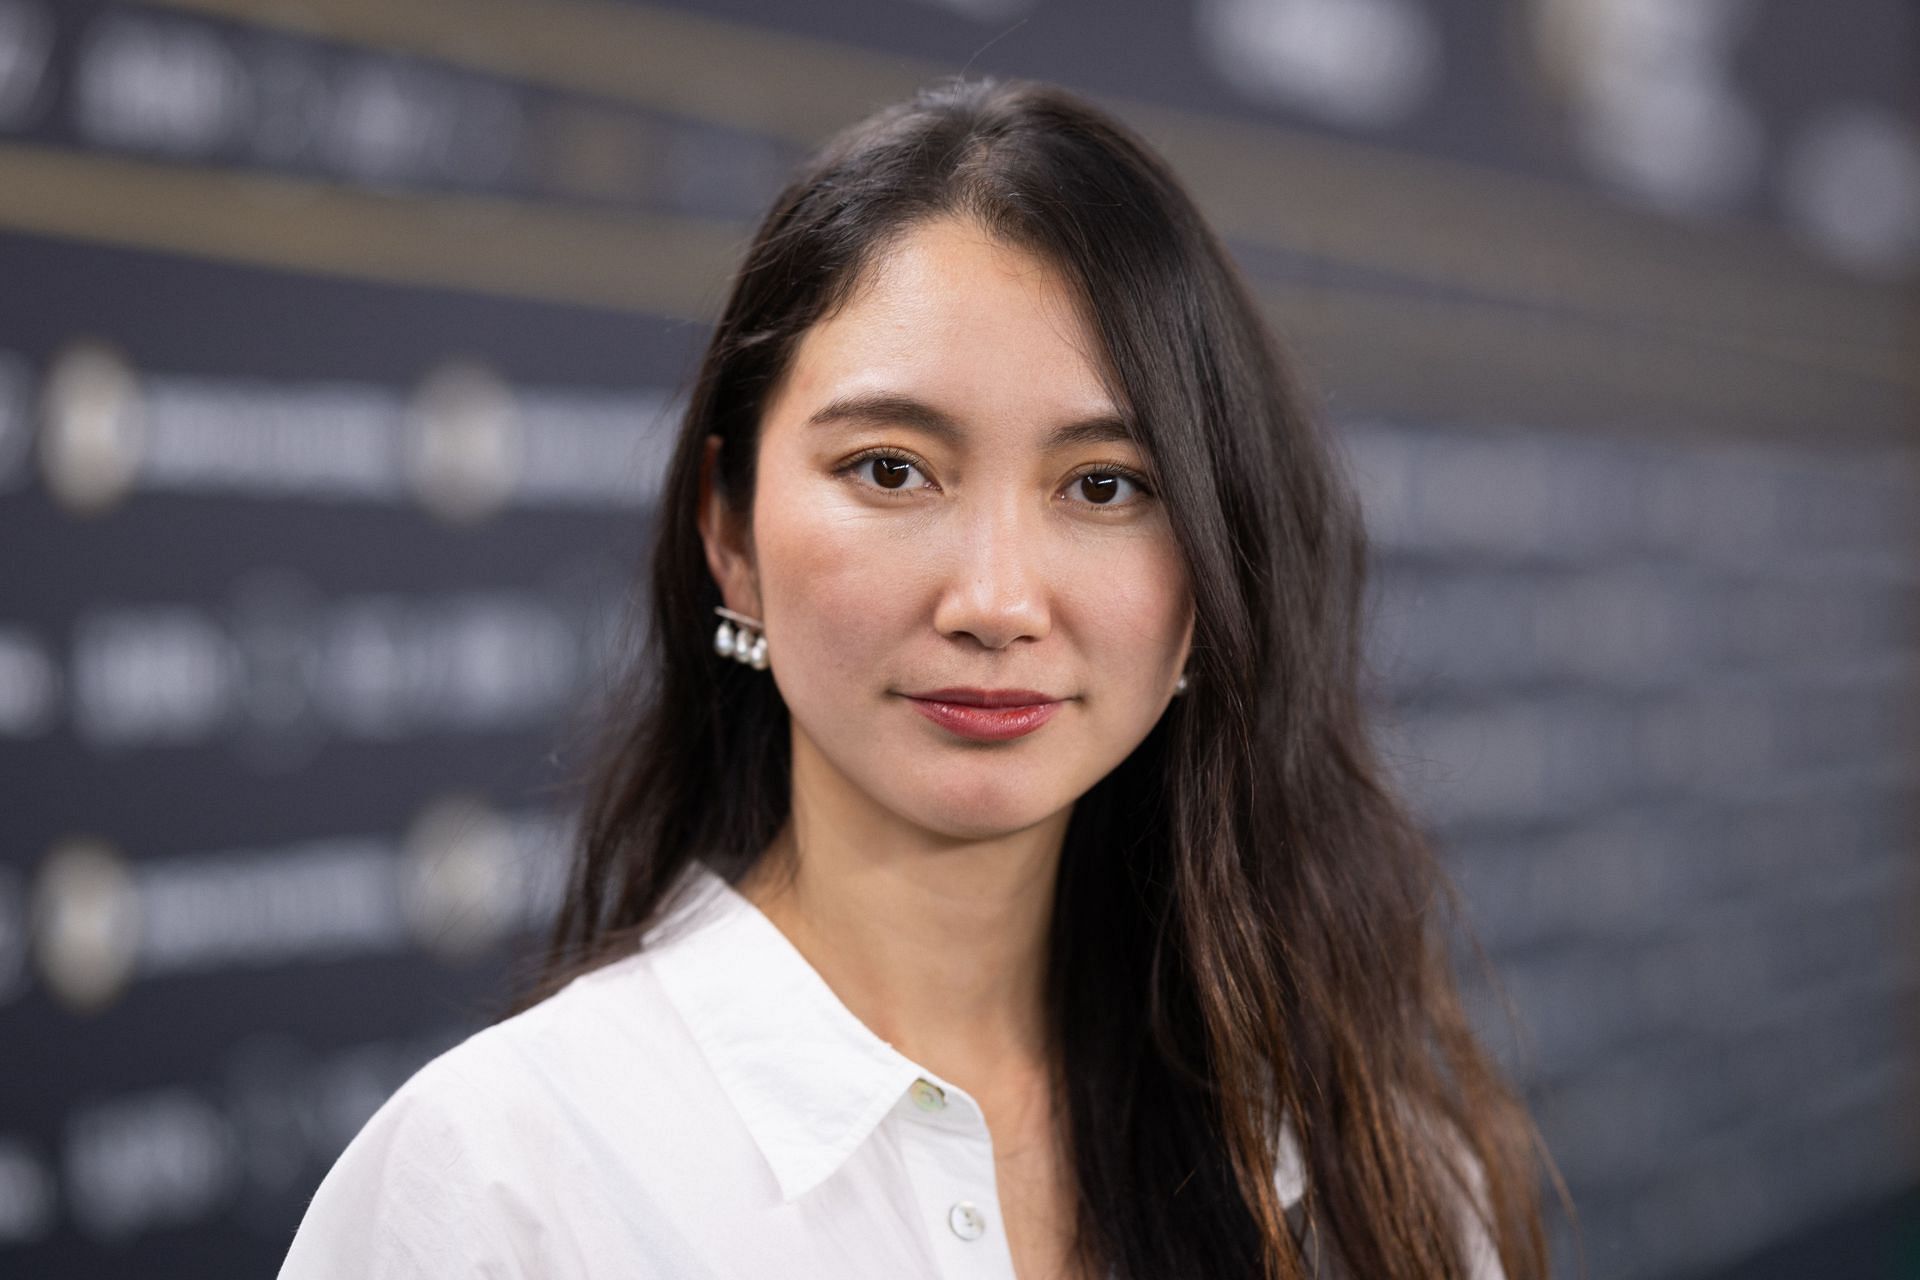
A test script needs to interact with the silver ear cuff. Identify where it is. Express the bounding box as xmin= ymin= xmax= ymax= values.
xmin=713 ymin=606 xmax=769 ymax=670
